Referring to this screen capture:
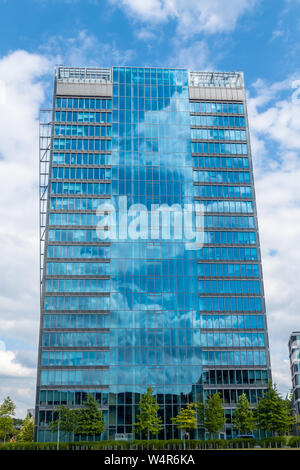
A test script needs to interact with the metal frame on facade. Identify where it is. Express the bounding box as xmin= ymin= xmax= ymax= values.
xmin=189 ymin=71 xmax=244 ymax=89
xmin=56 ymin=66 xmax=112 ymax=84
xmin=39 ymin=110 xmax=52 ymax=290
xmin=289 ymin=332 xmax=300 ymax=430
